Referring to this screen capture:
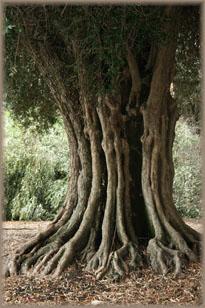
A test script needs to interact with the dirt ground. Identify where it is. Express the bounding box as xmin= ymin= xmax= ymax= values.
xmin=2 ymin=219 xmax=202 ymax=305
